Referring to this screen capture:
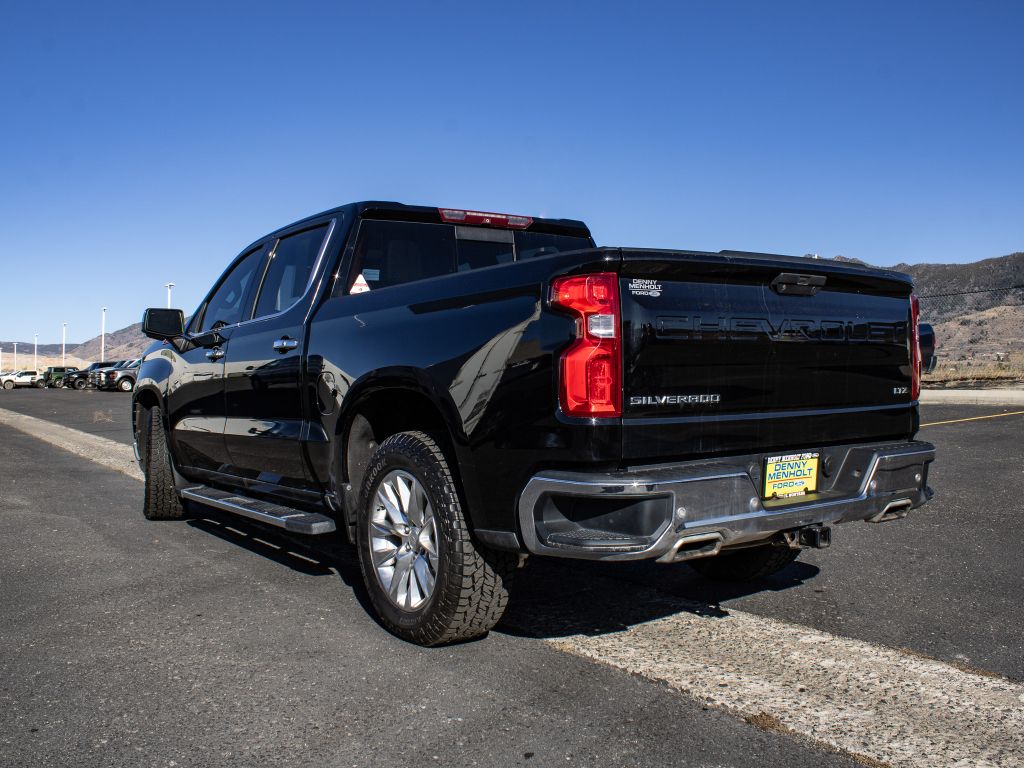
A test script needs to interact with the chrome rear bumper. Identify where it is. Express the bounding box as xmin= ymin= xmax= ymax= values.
xmin=517 ymin=440 xmax=935 ymax=561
